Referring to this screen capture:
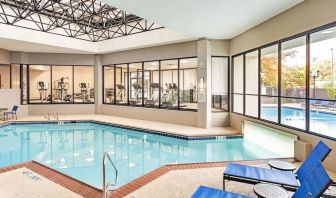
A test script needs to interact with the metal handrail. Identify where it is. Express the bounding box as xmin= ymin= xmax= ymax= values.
xmin=103 ymin=152 xmax=118 ymax=198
